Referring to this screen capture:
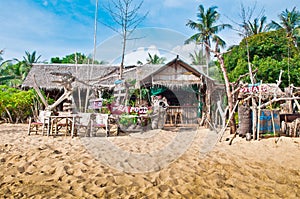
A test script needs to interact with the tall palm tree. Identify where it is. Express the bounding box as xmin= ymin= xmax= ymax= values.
xmin=185 ymin=5 xmax=232 ymax=75
xmin=267 ymin=7 xmax=300 ymax=46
